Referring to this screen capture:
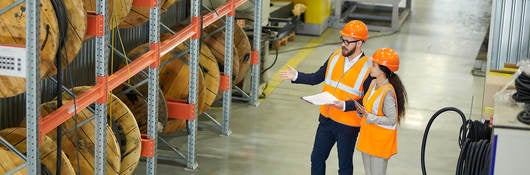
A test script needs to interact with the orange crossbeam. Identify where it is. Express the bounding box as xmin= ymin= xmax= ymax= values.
xmin=39 ymin=84 xmax=105 ymax=137
xmin=228 ymin=0 xmax=235 ymax=17
xmin=108 ymin=52 xmax=156 ymax=90
xmin=160 ymin=25 xmax=195 ymax=56
xmin=150 ymin=43 xmax=160 ymax=68
xmin=39 ymin=0 xmax=248 ymax=137
xmin=202 ymin=0 xmax=246 ymax=27
xmin=132 ymin=0 xmax=158 ymax=8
